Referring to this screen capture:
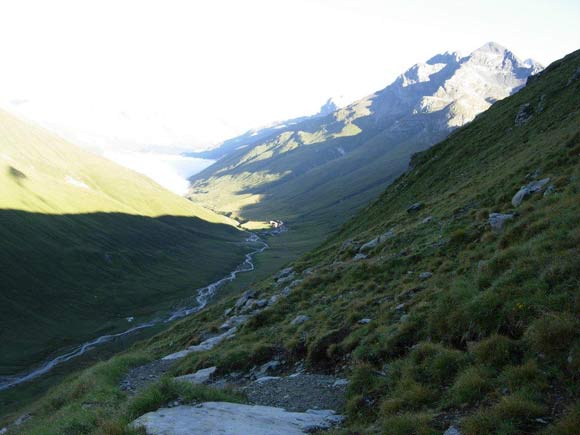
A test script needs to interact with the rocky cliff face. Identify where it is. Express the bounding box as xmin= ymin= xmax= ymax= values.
xmin=345 ymin=42 xmax=542 ymax=132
